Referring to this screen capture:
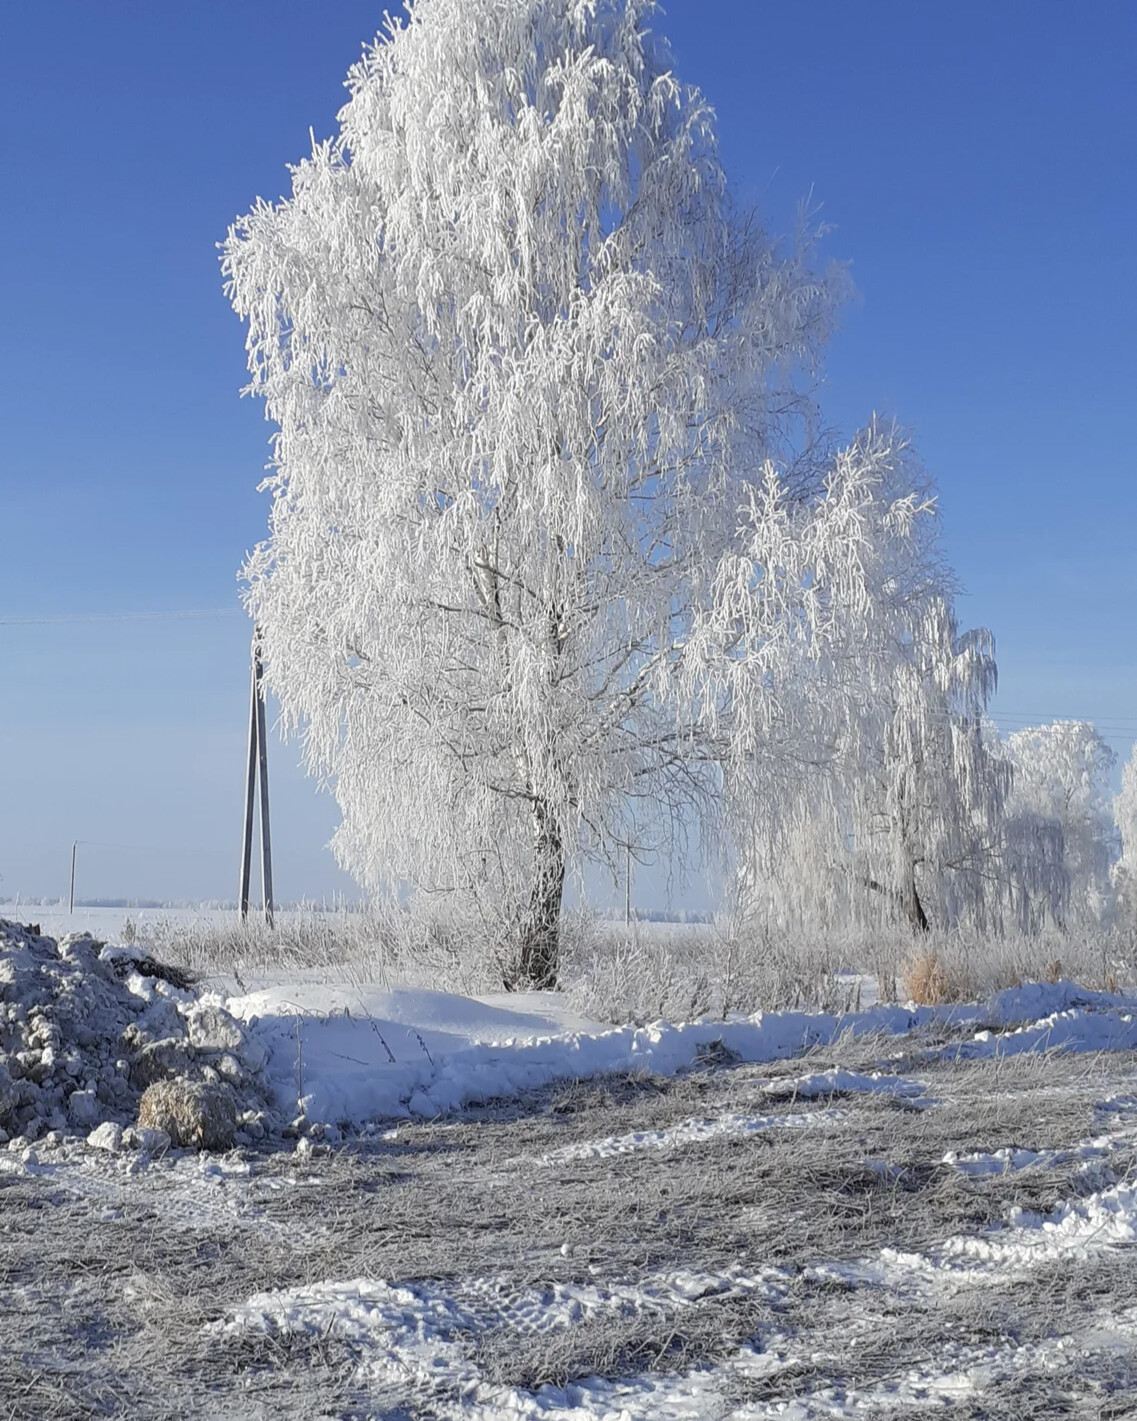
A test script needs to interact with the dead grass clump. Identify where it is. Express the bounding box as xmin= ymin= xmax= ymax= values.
xmin=135 ymin=903 xmax=505 ymax=996
xmin=138 ymin=1078 xmax=236 ymax=1151
xmin=901 ymin=953 xmax=959 ymax=1005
